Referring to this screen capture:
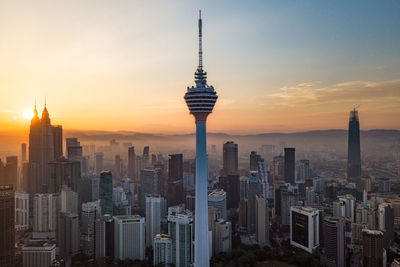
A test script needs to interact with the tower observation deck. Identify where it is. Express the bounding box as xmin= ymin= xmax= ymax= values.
xmin=183 ymin=10 xmax=218 ymax=267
